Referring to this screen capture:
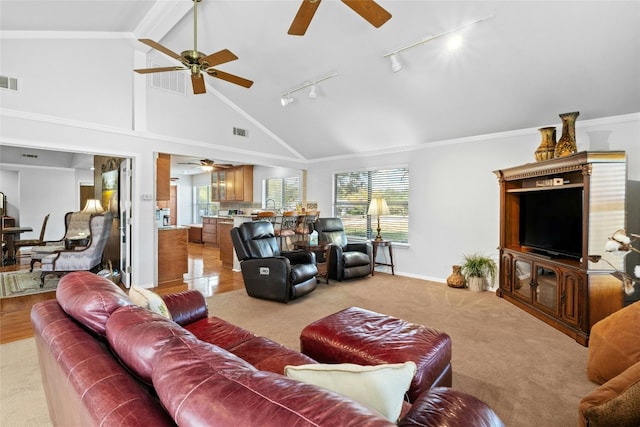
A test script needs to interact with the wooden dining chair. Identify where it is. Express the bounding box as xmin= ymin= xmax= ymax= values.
xmin=14 ymin=213 xmax=50 ymax=258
